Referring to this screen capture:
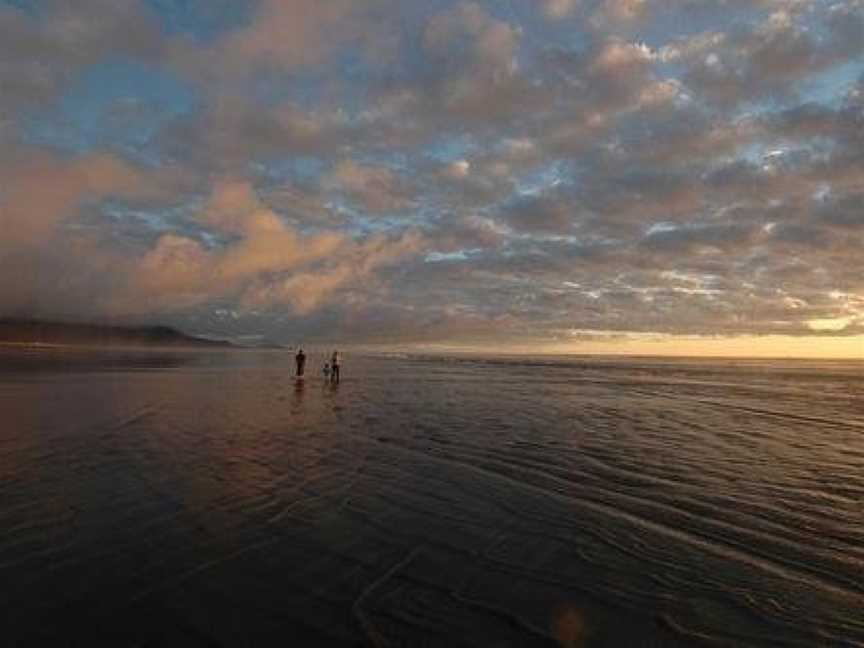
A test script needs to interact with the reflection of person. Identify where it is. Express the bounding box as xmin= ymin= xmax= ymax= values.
xmin=295 ymin=348 xmax=306 ymax=377
xmin=330 ymin=350 xmax=340 ymax=383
